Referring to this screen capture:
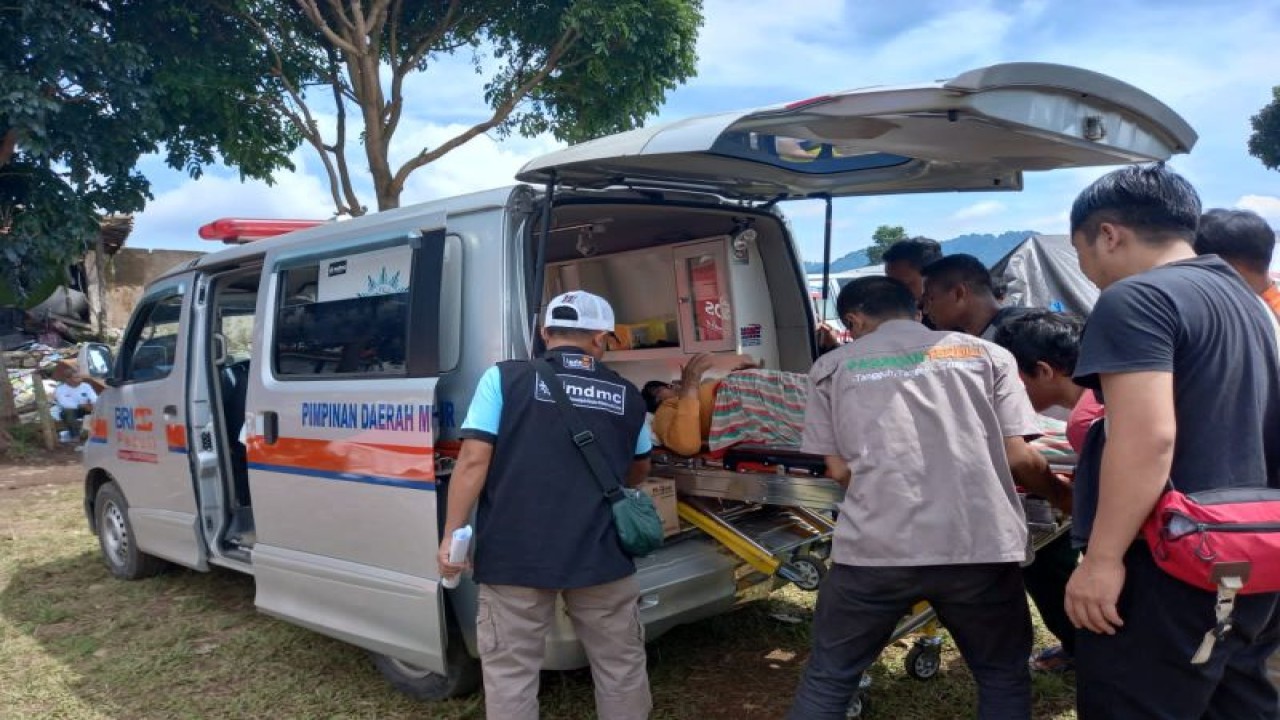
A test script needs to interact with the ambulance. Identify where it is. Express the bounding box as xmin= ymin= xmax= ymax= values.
xmin=82 ymin=63 xmax=1196 ymax=700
